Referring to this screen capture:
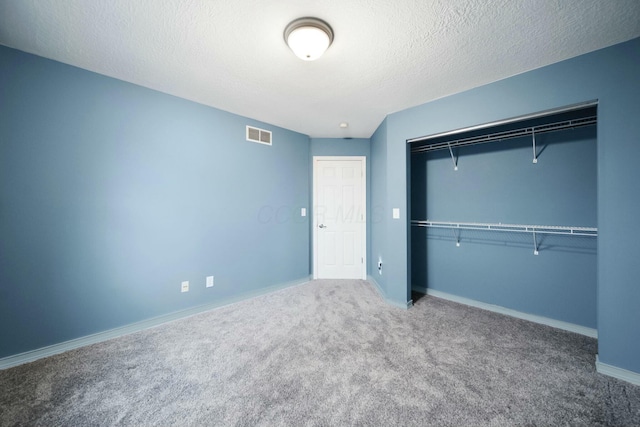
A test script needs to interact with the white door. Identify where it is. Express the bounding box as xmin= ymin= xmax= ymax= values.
xmin=313 ymin=157 xmax=366 ymax=279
